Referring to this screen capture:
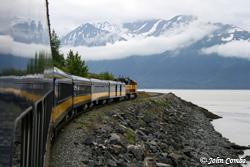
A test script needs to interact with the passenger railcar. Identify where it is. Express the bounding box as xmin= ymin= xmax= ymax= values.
xmin=72 ymin=75 xmax=92 ymax=109
xmin=91 ymin=78 xmax=110 ymax=104
xmin=52 ymin=78 xmax=73 ymax=126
